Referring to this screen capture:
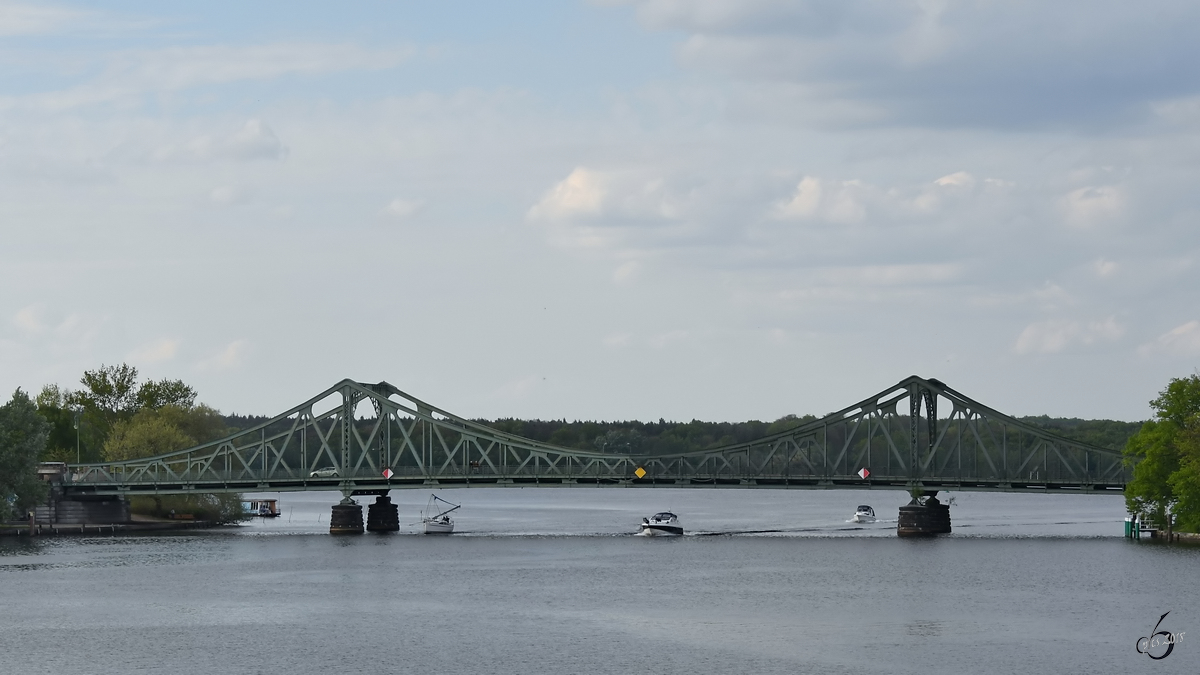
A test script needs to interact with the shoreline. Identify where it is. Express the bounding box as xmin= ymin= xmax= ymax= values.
xmin=0 ymin=520 xmax=223 ymax=537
